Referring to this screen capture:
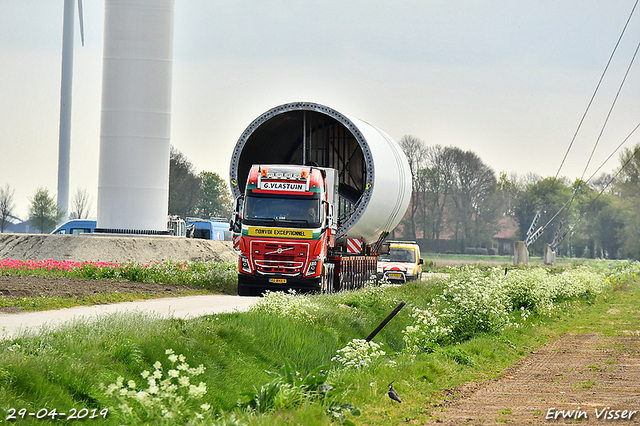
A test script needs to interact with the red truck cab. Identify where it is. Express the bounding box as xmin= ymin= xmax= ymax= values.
xmin=232 ymin=164 xmax=337 ymax=296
